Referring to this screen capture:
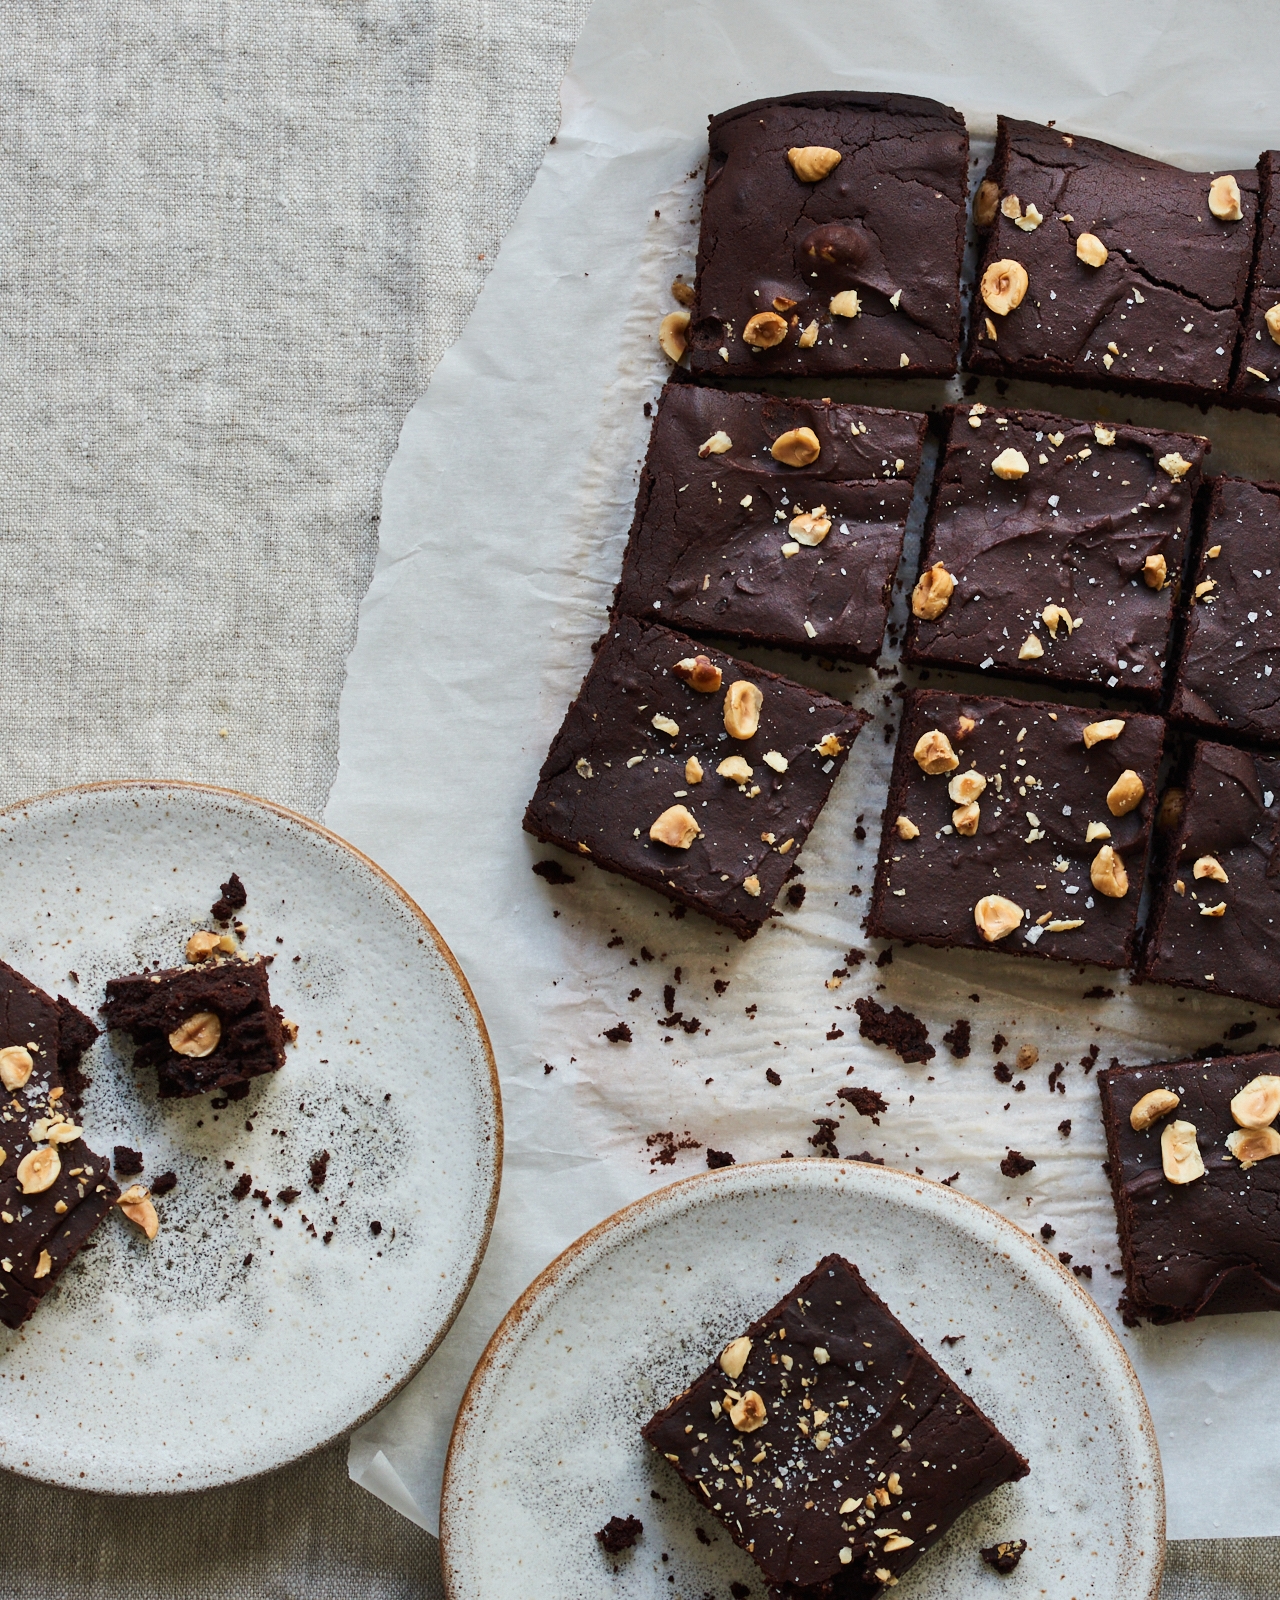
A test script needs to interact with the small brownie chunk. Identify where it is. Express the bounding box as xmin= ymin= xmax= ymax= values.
xmin=1138 ymin=741 xmax=1280 ymax=1006
xmin=1232 ymin=151 xmax=1280 ymax=407
xmin=596 ymin=1514 xmax=643 ymax=1553
xmin=113 ymin=1145 xmax=144 ymax=1176
xmin=981 ymin=1539 xmax=1028 ymax=1573
xmin=967 ymin=118 xmax=1258 ymax=403
xmin=101 ymin=955 xmax=287 ymax=1099
xmin=614 ymin=385 xmax=927 ymax=662
xmin=688 ymin=92 xmax=968 ymax=381
xmin=211 ymin=871 xmax=247 ymax=923
xmin=1099 ymin=1050 xmax=1280 ymax=1322
xmin=1168 ymin=478 xmax=1280 ymax=742
xmin=523 ymin=618 xmax=868 ymax=938
xmin=904 ymin=406 xmax=1205 ymax=698
xmin=869 ymin=691 xmax=1163 ymax=969
xmin=642 ymin=1255 xmax=1028 ymax=1597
